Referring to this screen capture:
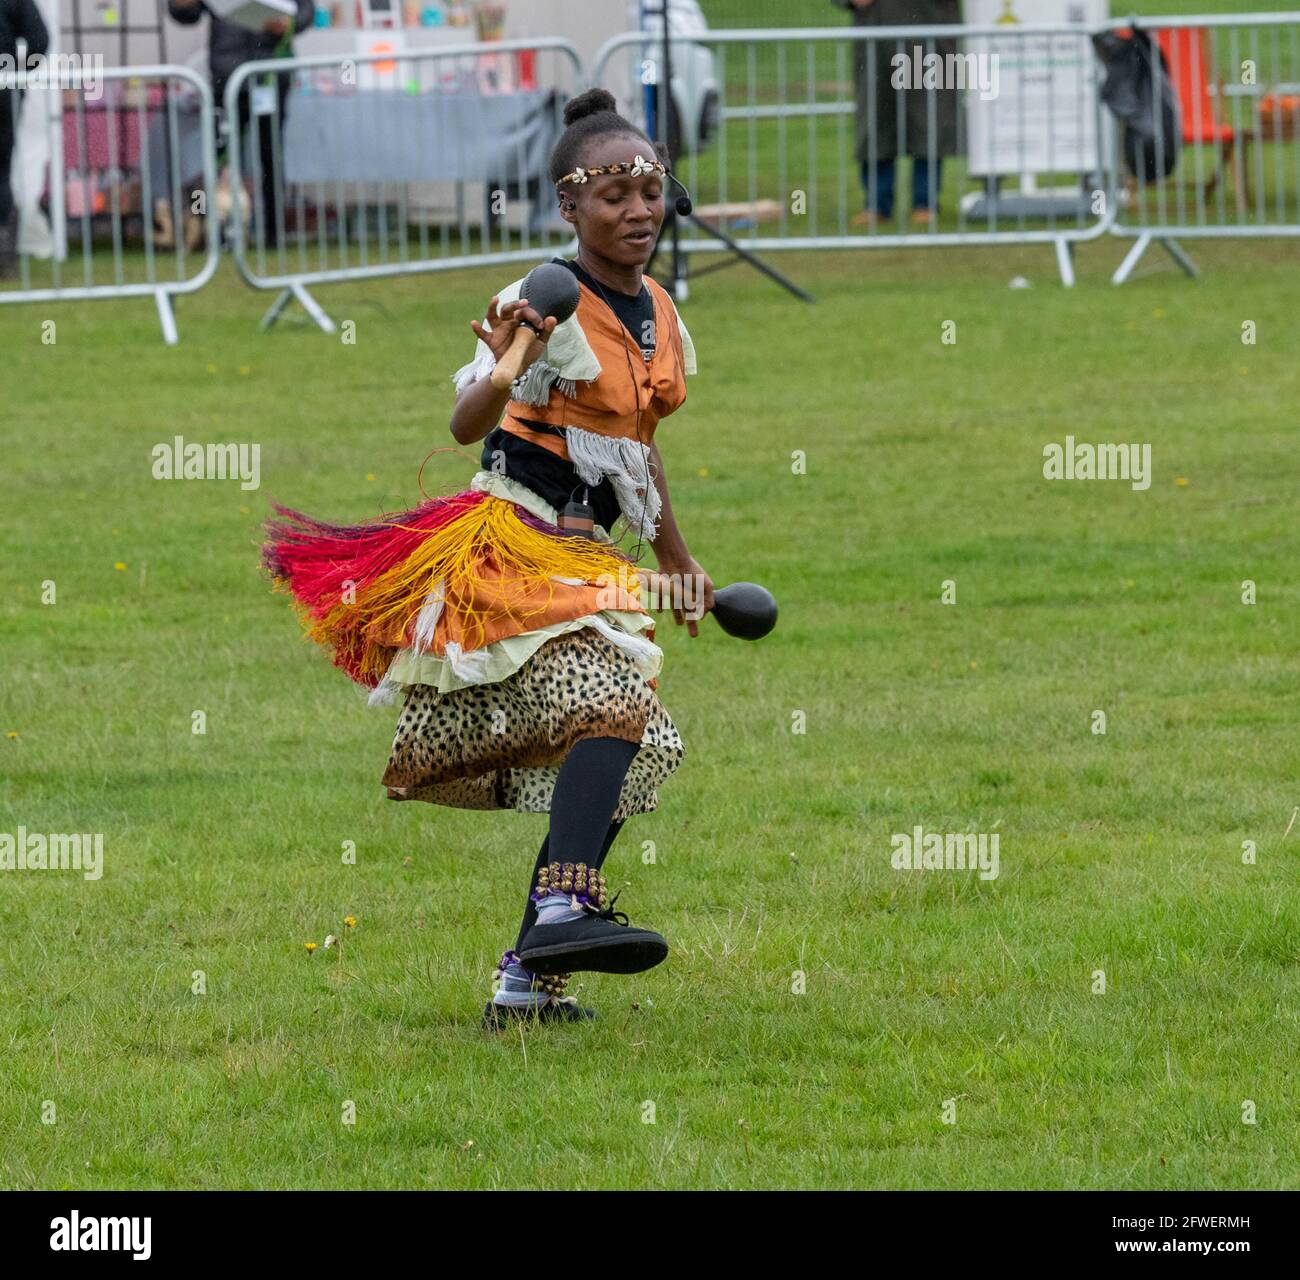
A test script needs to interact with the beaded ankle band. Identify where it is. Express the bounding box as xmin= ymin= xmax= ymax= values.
xmin=531 ymin=861 xmax=610 ymax=910
xmin=493 ymin=949 xmax=574 ymax=1004
xmin=555 ymin=155 xmax=667 ymax=188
